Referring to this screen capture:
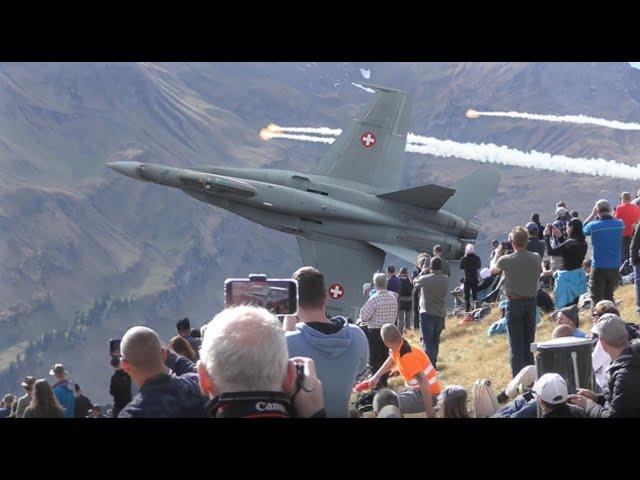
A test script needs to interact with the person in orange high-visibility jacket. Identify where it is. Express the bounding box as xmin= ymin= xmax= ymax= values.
xmin=365 ymin=324 xmax=441 ymax=417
